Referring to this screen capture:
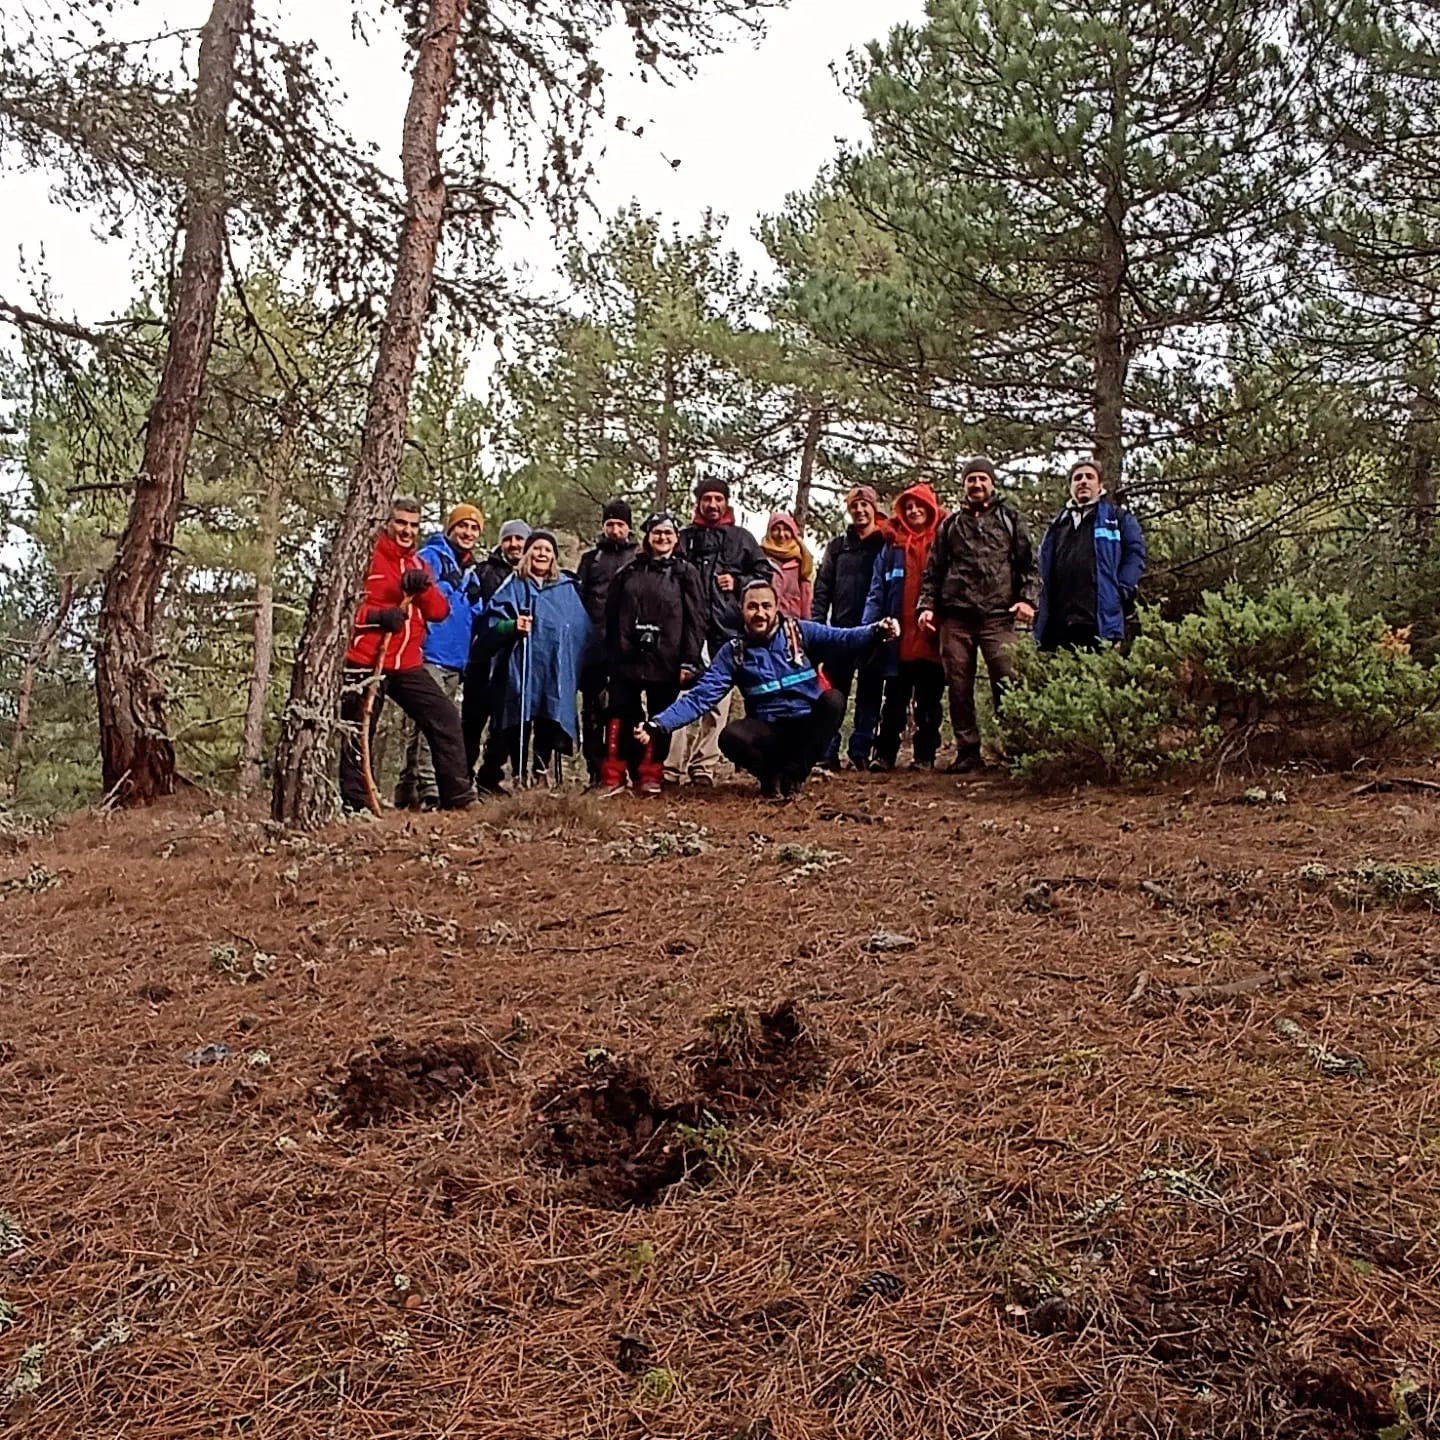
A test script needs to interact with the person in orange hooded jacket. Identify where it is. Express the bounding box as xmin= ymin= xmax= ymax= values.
xmin=338 ymin=497 xmax=474 ymax=813
xmin=861 ymin=481 xmax=949 ymax=770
